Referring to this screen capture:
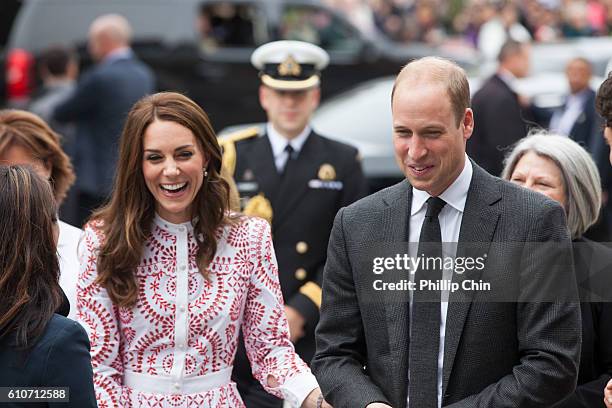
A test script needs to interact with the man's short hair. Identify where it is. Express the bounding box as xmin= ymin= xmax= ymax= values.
xmin=497 ymin=39 xmax=526 ymax=63
xmin=38 ymin=46 xmax=76 ymax=77
xmin=391 ymin=56 xmax=470 ymax=127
